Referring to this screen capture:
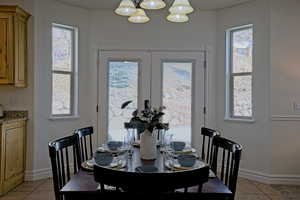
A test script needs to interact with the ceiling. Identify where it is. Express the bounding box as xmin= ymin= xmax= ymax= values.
xmin=57 ymin=0 xmax=252 ymax=10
